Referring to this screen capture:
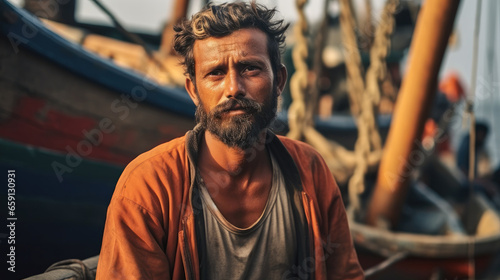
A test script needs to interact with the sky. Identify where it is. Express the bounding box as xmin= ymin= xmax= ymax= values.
xmin=0 ymin=0 xmax=385 ymax=33
xmin=71 ymin=0 xmax=330 ymax=33
xmin=439 ymin=0 xmax=500 ymax=167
